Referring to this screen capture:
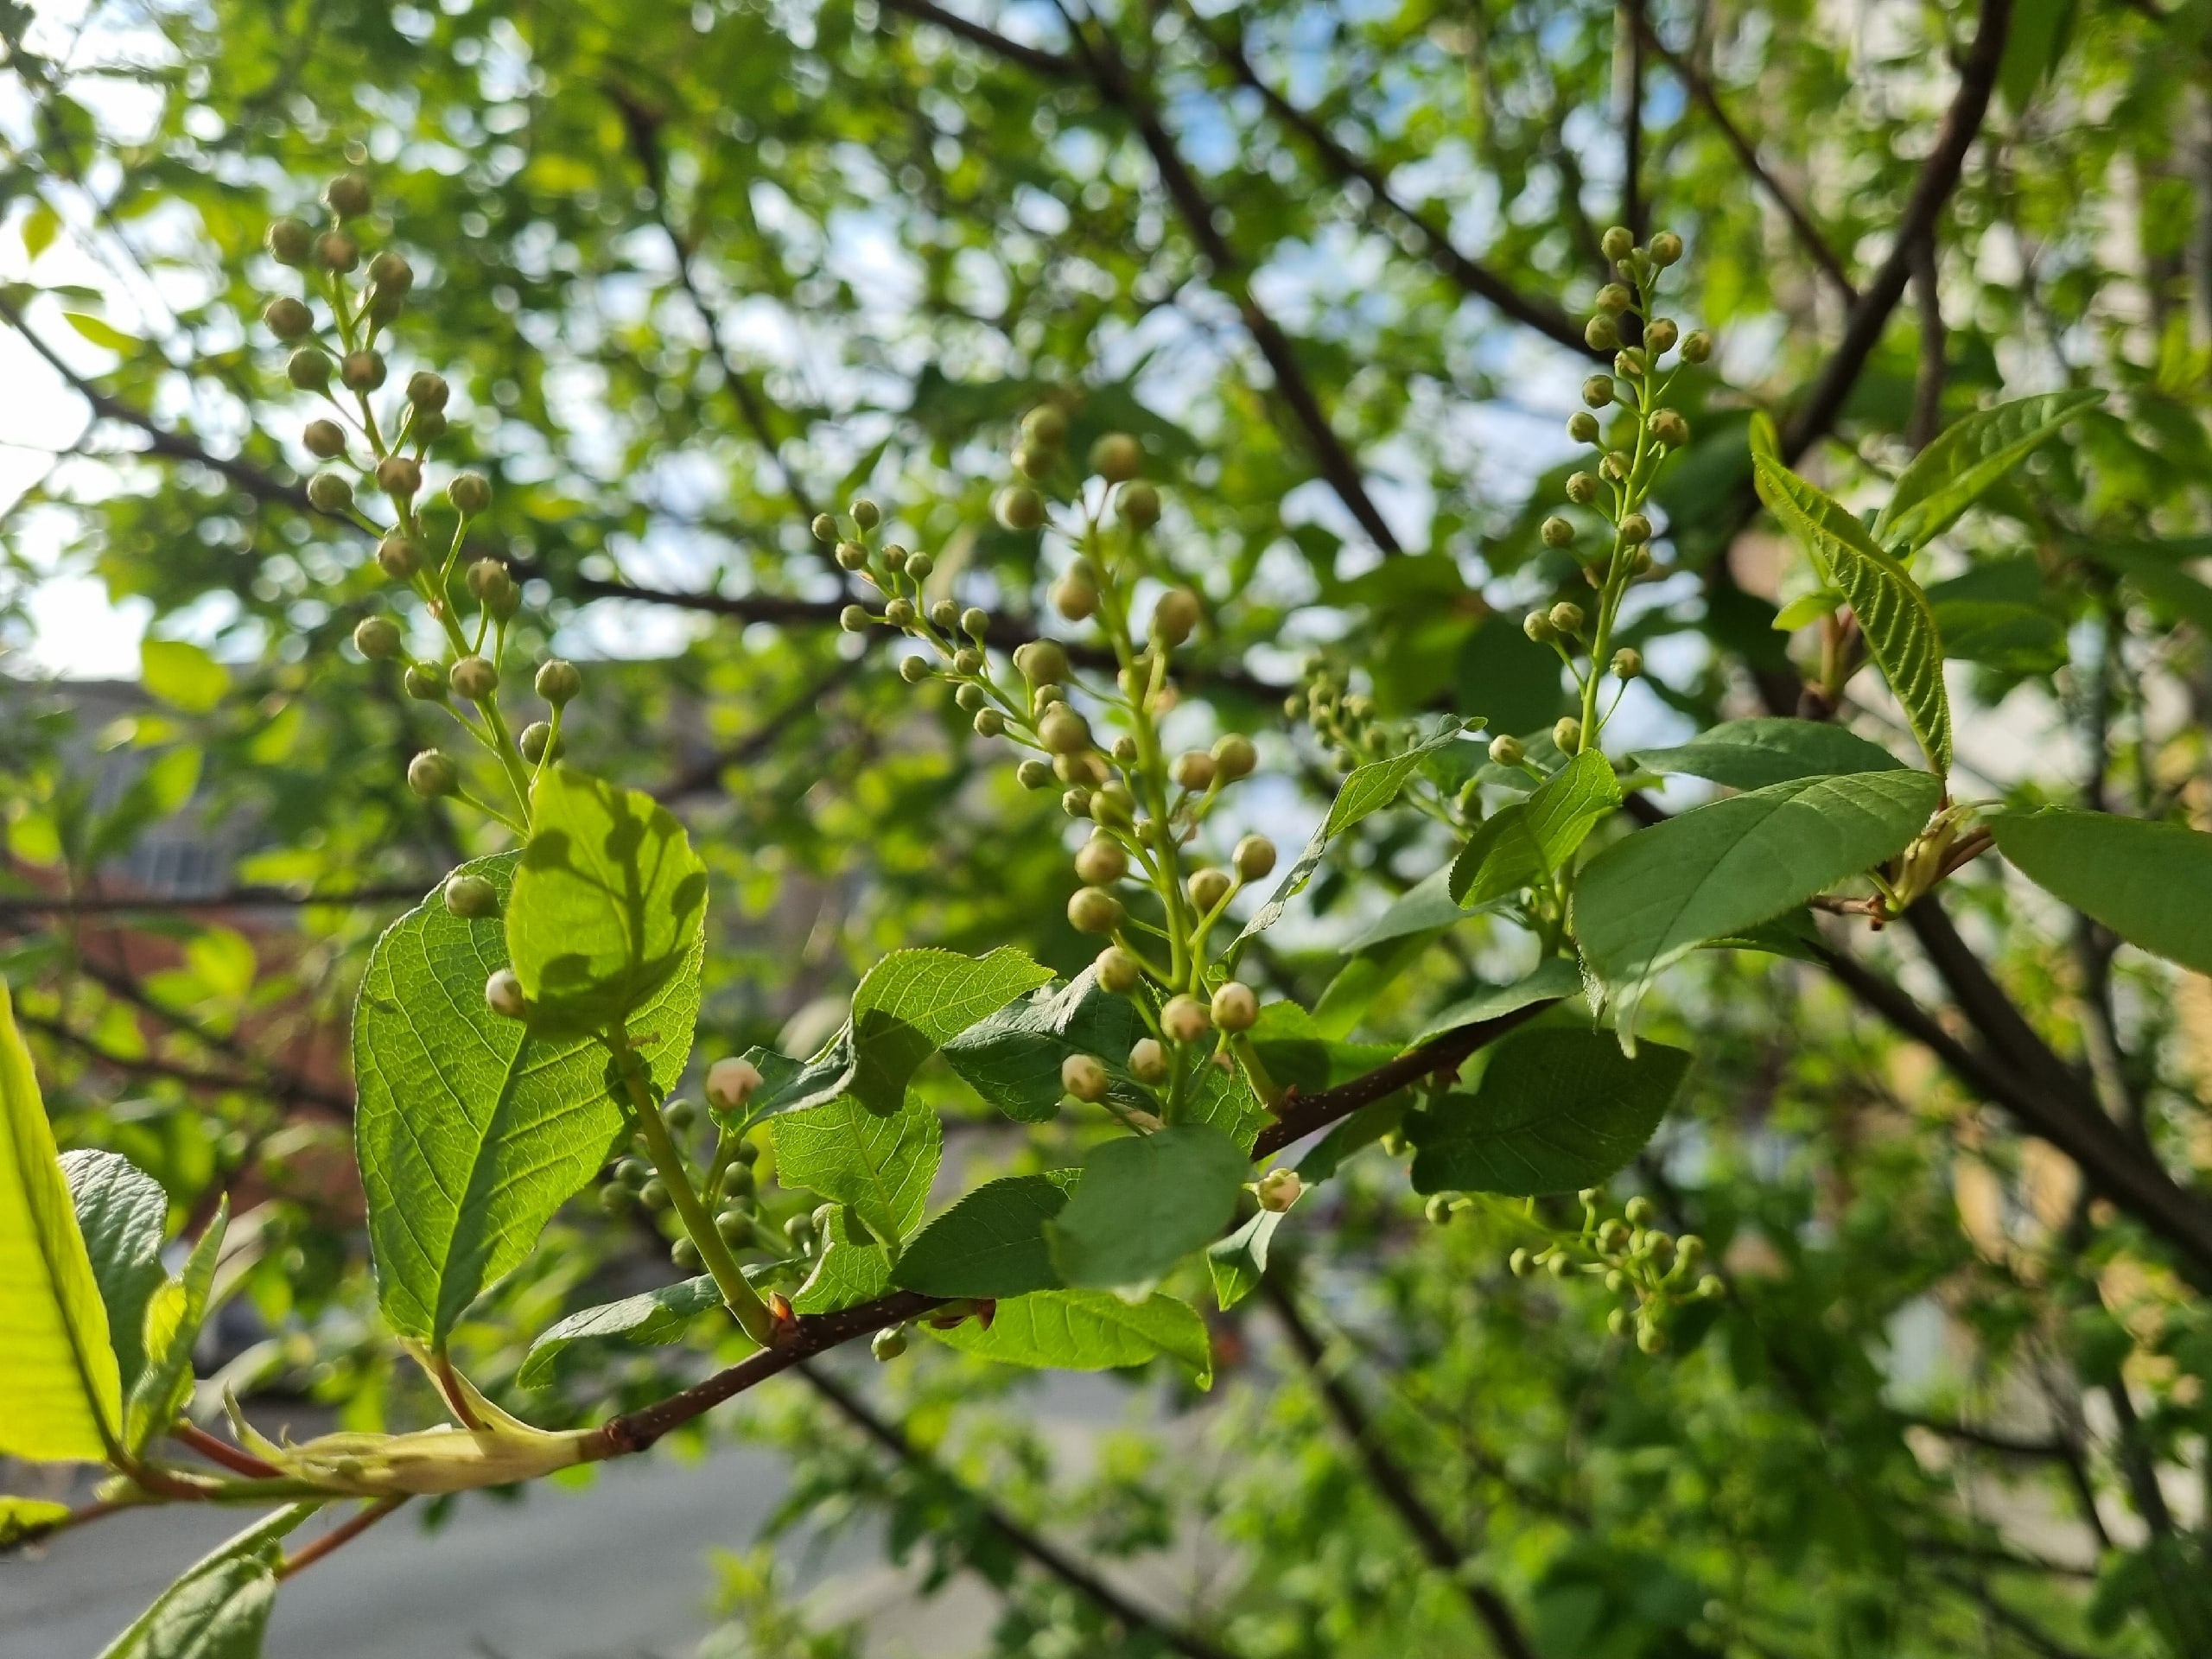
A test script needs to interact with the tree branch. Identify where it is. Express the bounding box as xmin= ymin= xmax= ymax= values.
xmin=871 ymin=0 xmax=1080 ymax=80
xmin=0 ymin=882 xmax=427 ymax=918
xmin=1261 ymin=1273 xmax=1538 ymax=1659
xmin=798 ymin=1363 xmax=1243 ymax=1659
